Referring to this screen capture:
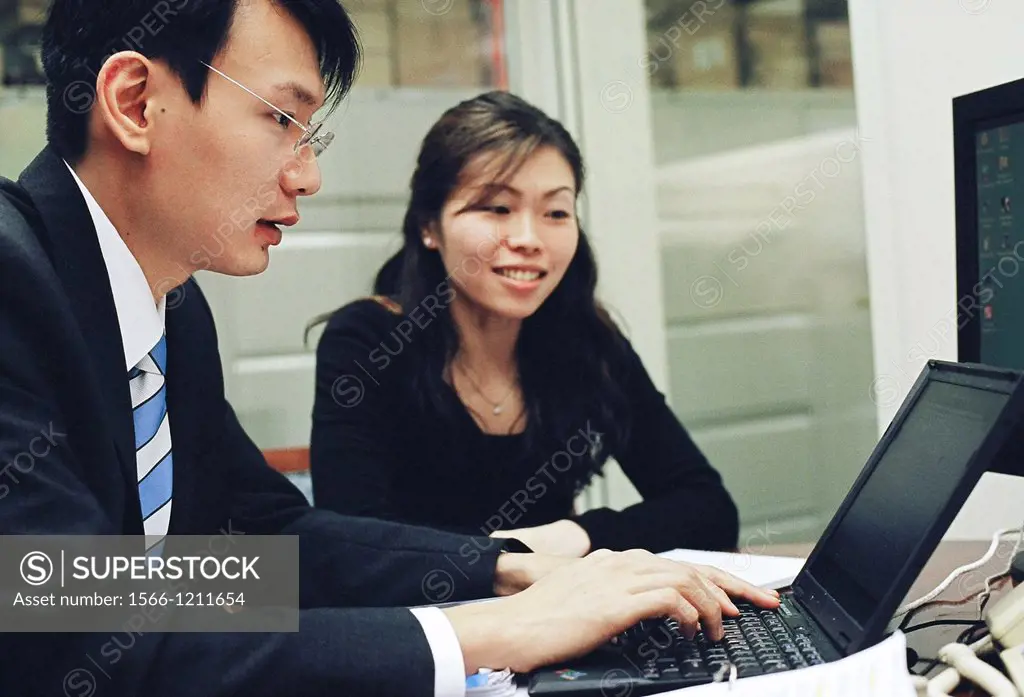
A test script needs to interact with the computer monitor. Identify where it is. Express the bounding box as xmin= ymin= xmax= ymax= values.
xmin=954 ymin=76 xmax=1024 ymax=476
